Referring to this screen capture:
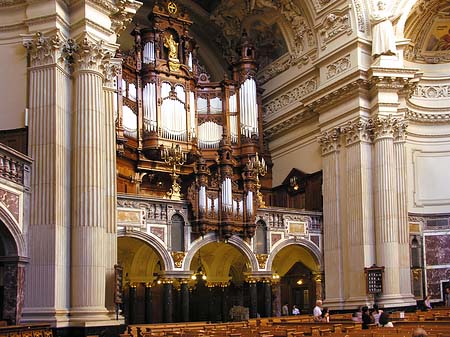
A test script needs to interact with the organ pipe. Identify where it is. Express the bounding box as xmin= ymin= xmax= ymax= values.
xmin=143 ymin=42 xmax=155 ymax=64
